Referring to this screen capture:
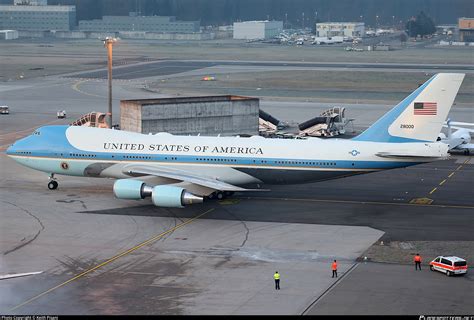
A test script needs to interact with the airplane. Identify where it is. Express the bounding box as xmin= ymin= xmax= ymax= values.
xmin=438 ymin=119 xmax=474 ymax=155
xmin=6 ymin=73 xmax=465 ymax=208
